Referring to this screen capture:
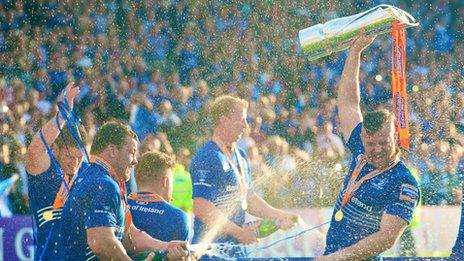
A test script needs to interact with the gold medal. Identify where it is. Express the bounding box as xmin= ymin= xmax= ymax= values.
xmin=335 ymin=210 xmax=343 ymax=222
xmin=43 ymin=210 xmax=54 ymax=221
